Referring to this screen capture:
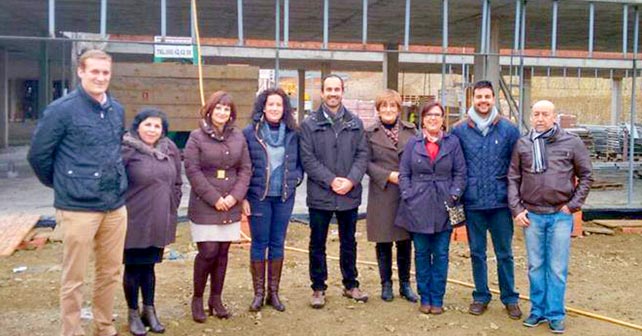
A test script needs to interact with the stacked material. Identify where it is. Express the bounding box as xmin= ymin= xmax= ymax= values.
xmin=343 ymin=99 xmax=377 ymax=128
xmin=564 ymin=128 xmax=594 ymax=156
xmin=584 ymin=125 xmax=608 ymax=155
xmin=558 ymin=114 xmax=577 ymax=129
